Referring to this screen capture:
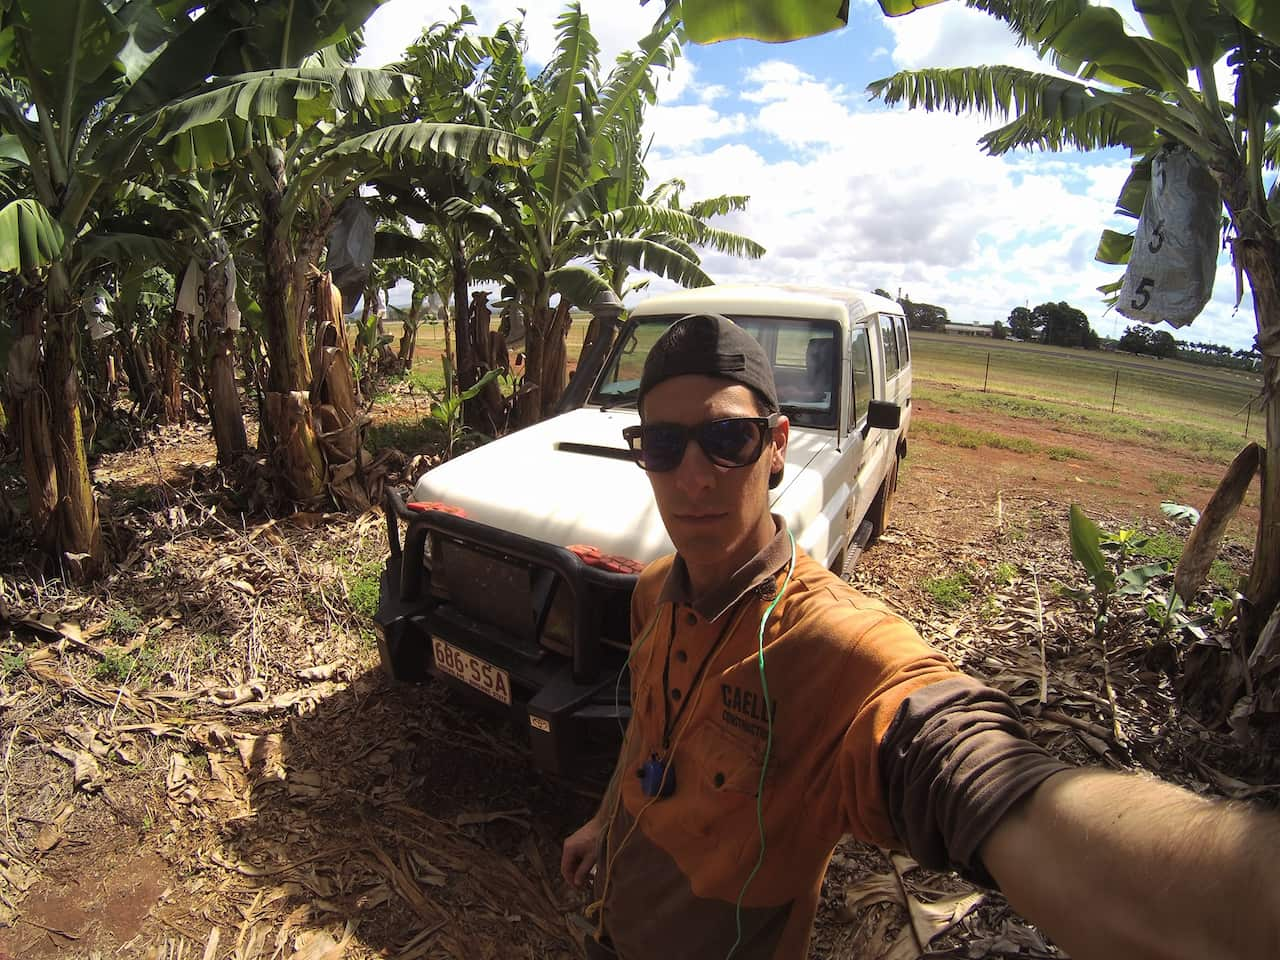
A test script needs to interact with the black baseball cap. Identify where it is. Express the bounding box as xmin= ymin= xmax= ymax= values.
xmin=638 ymin=313 xmax=780 ymax=415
